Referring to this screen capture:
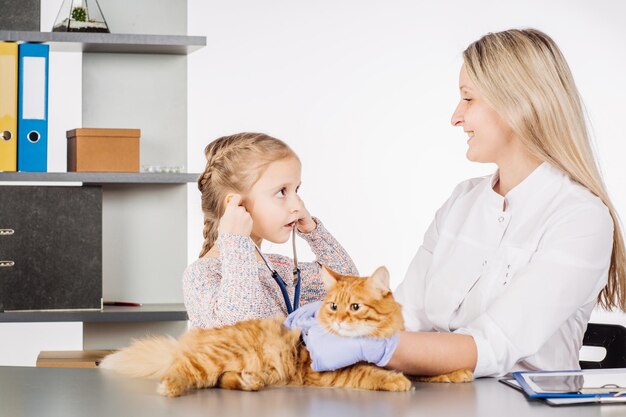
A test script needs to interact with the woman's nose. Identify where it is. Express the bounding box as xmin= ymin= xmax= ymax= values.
xmin=451 ymin=102 xmax=464 ymax=127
